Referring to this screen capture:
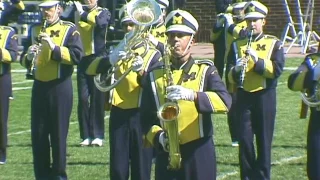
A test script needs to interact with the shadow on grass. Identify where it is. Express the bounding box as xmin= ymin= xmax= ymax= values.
xmin=68 ymin=161 xmax=109 ymax=166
